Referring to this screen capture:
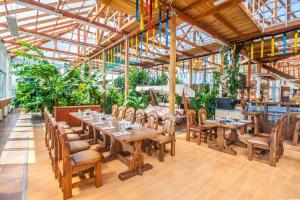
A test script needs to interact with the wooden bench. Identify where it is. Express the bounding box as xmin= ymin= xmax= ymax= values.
xmin=0 ymin=97 xmax=12 ymax=120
